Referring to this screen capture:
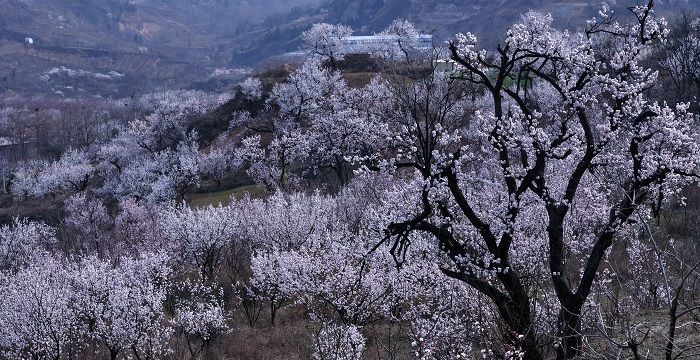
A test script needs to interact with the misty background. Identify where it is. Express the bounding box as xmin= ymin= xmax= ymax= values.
xmin=1 ymin=0 xmax=698 ymax=97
